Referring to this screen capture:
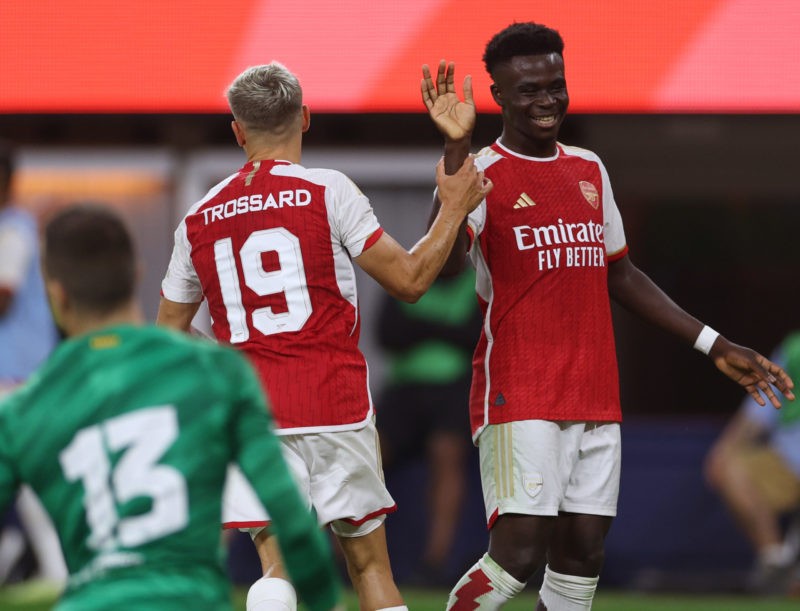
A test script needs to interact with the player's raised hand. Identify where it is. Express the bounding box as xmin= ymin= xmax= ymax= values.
xmin=436 ymin=155 xmax=492 ymax=215
xmin=421 ymin=60 xmax=475 ymax=142
xmin=710 ymin=338 xmax=796 ymax=408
